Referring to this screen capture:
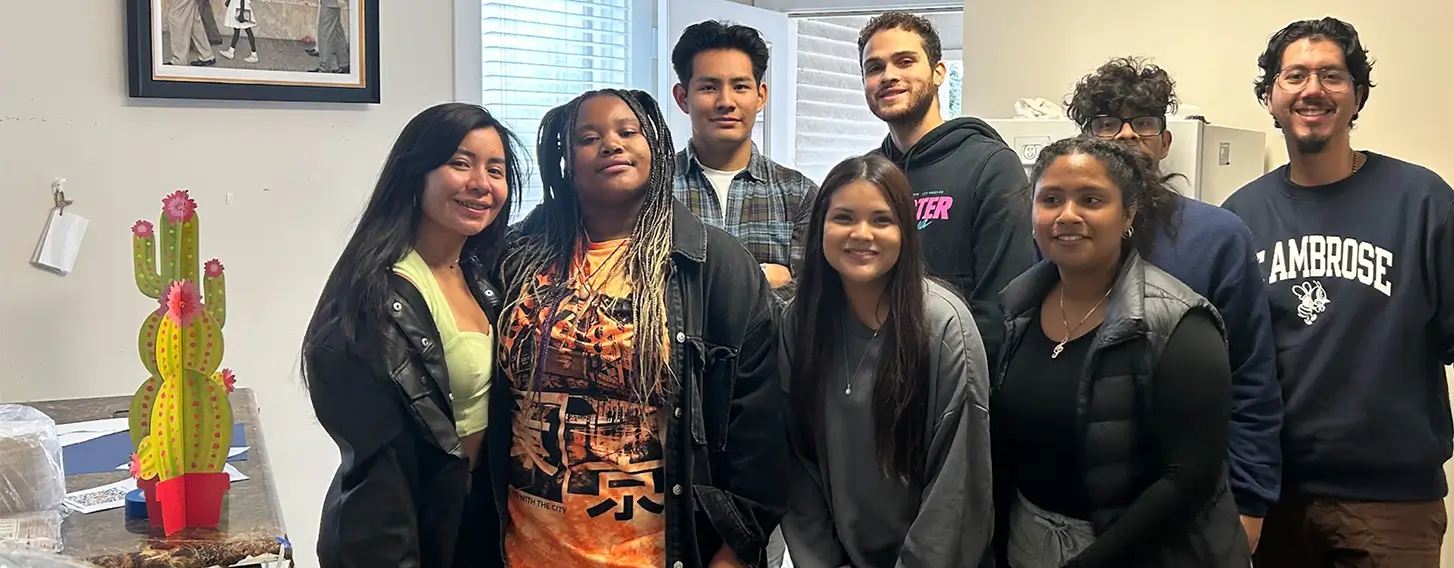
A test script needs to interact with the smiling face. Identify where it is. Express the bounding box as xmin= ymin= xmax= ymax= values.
xmin=1267 ymin=37 xmax=1361 ymax=155
xmin=823 ymin=179 xmax=903 ymax=289
xmin=571 ymin=94 xmax=652 ymax=209
xmin=1033 ymin=153 xmax=1134 ymax=274
xmin=674 ymin=48 xmax=766 ymax=150
xmin=418 ymin=127 xmax=508 ymax=237
xmin=861 ymin=28 xmax=944 ymax=127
